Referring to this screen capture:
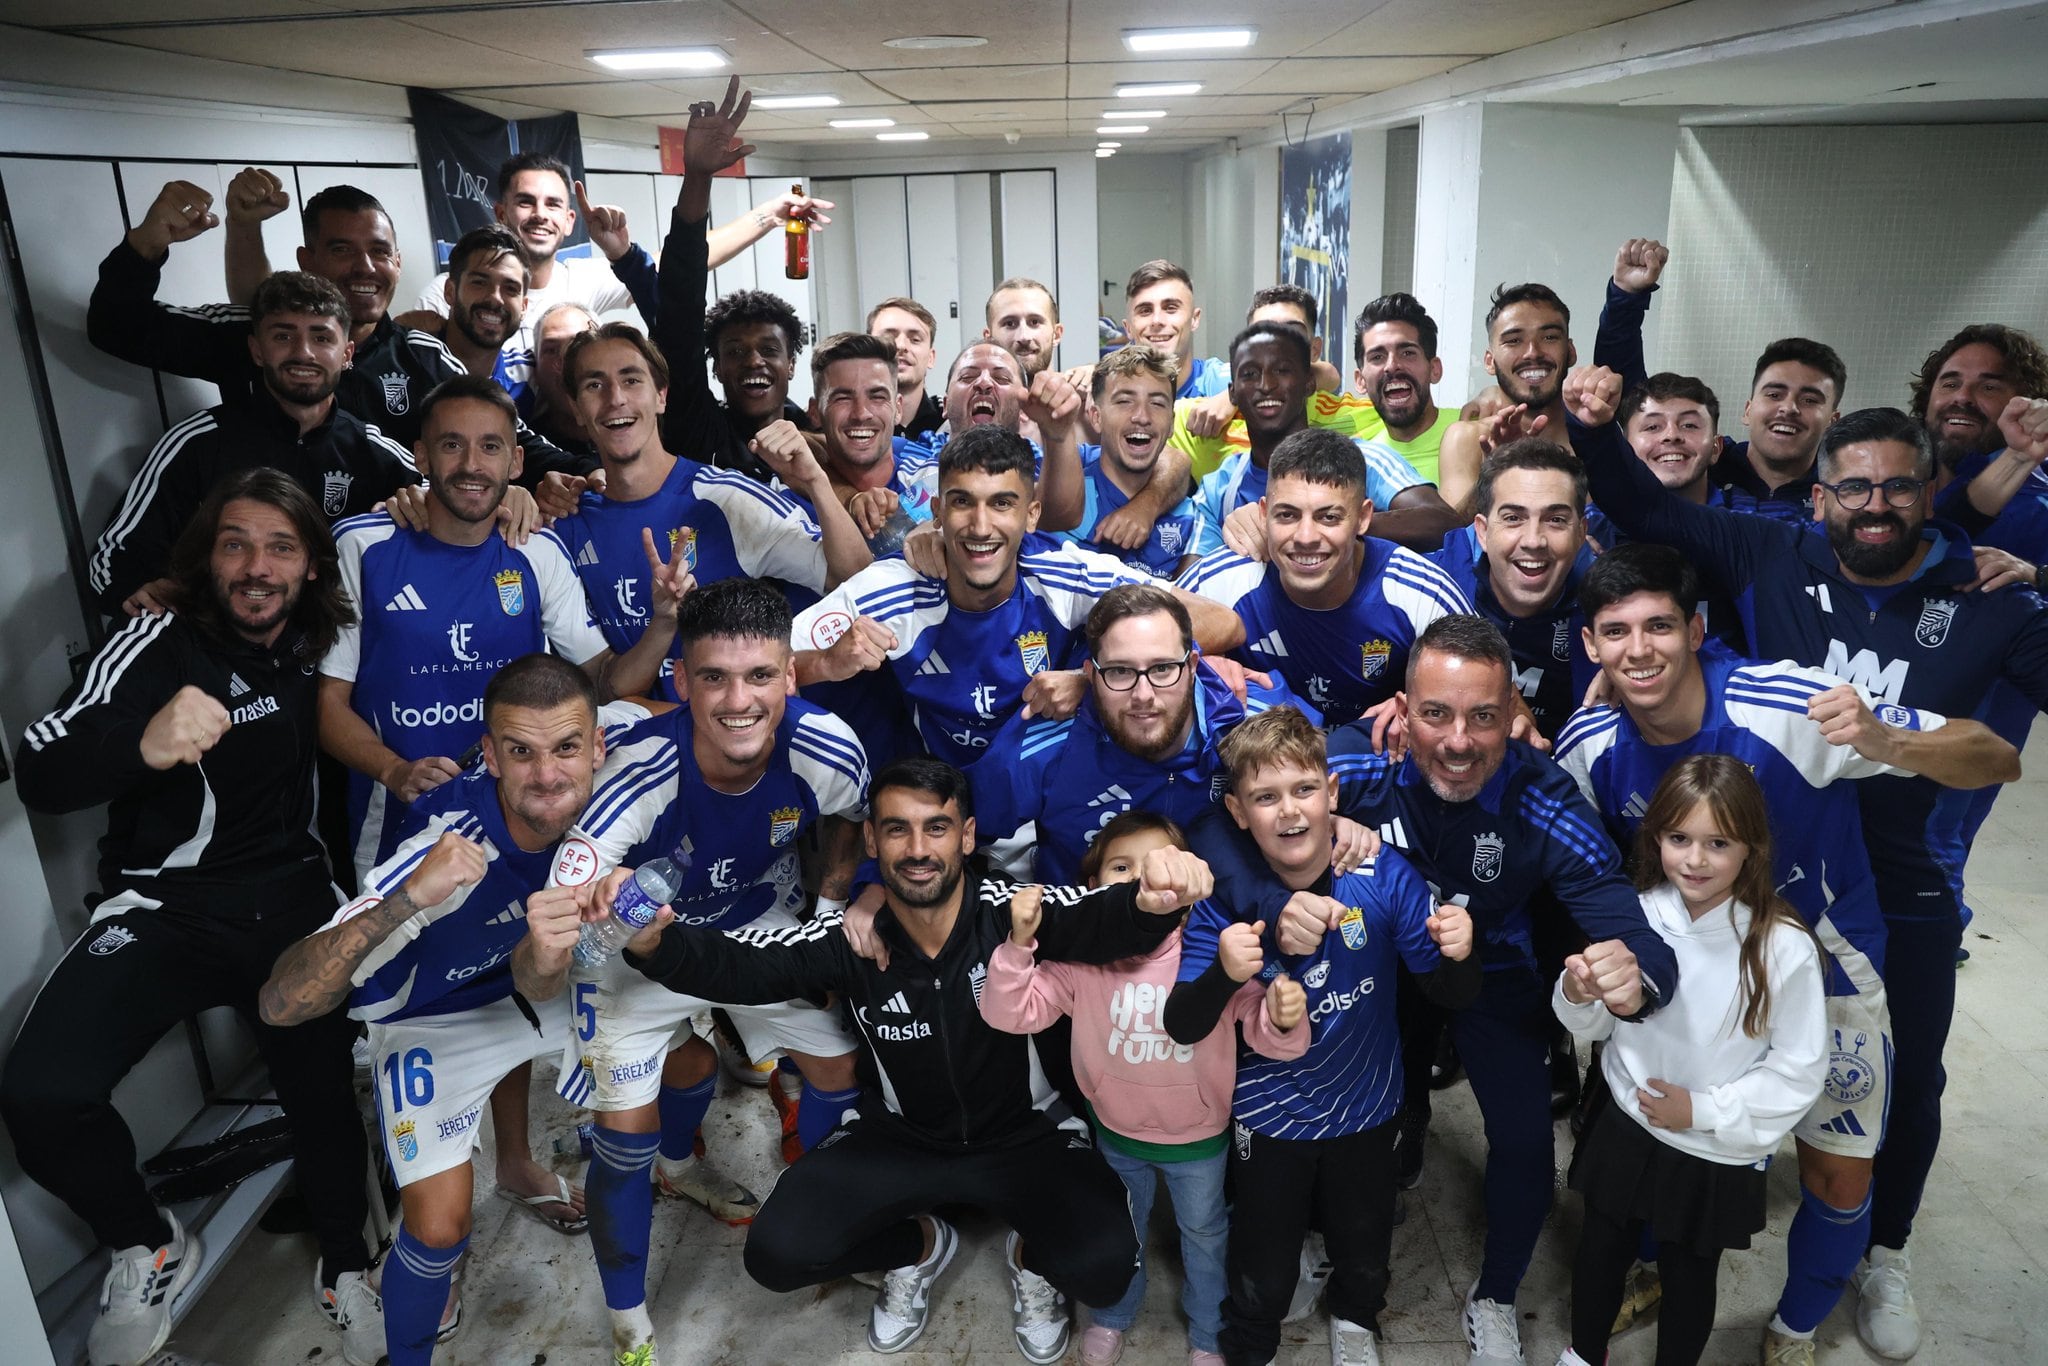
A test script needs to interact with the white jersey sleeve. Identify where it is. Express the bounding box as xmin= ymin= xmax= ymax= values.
xmin=597 ymin=699 xmax=654 ymax=746
xmin=548 ymin=725 xmax=680 ymax=888
xmin=1016 ymin=543 xmax=1153 ymax=628
xmin=1722 ymin=660 xmax=1944 ymax=784
xmin=789 ymin=709 xmax=872 ymax=821
xmin=696 ymin=468 xmax=830 ymax=592
xmin=790 ymin=558 xmax=943 ymax=661
xmin=320 ymin=514 xmax=400 ymax=682
xmin=319 ymin=810 xmax=489 ymax=1009
xmin=416 ymin=274 xmax=453 ymax=317
xmin=1552 ymin=704 xmax=1627 ymax=807
xmin=1175 ymin=549 xmax=1267 ymax=611
xmin=569 ymin=255 xmax=636 ymax=314
xmin=524 ymin=528 xmax=611 ymax=665
xmin=1381 ymin=544 xmax=1474 ymax=624
xmin=1359 ymin=437 xmax=1425 ymax=504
